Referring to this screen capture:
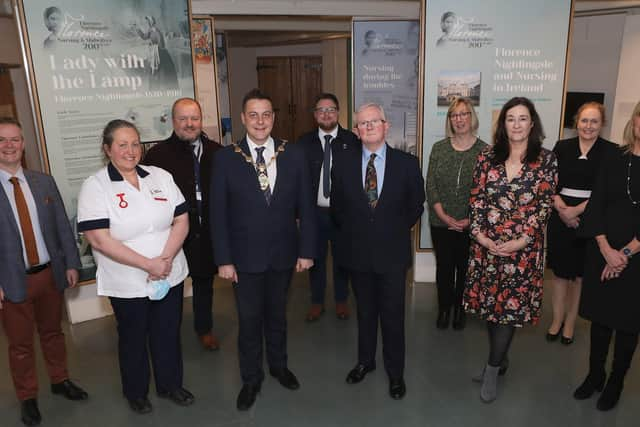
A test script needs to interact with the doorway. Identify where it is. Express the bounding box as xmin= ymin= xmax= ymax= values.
xmin=257 ymin=55 xmax=322 ymax=143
